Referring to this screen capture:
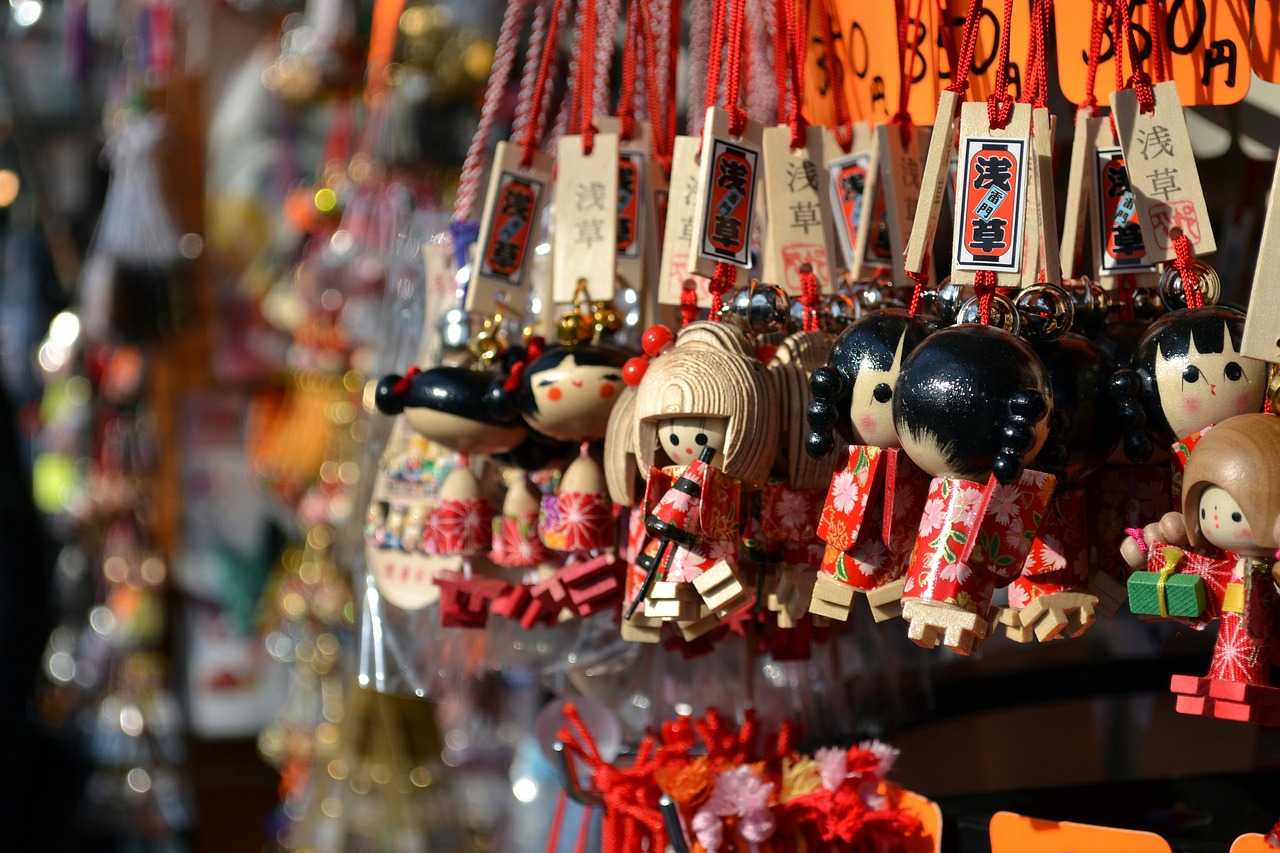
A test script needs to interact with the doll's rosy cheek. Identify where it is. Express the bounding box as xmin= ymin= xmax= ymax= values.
xmin=1183 ymin=395 xmax=1201 ymax=415
xmin=1237 ymin=391 xmax=1254 ymax=411
xmin=600 ymin=383 xmax=616 ymax=399
xmin=548 ymin=386 xmax=563 ymax=402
